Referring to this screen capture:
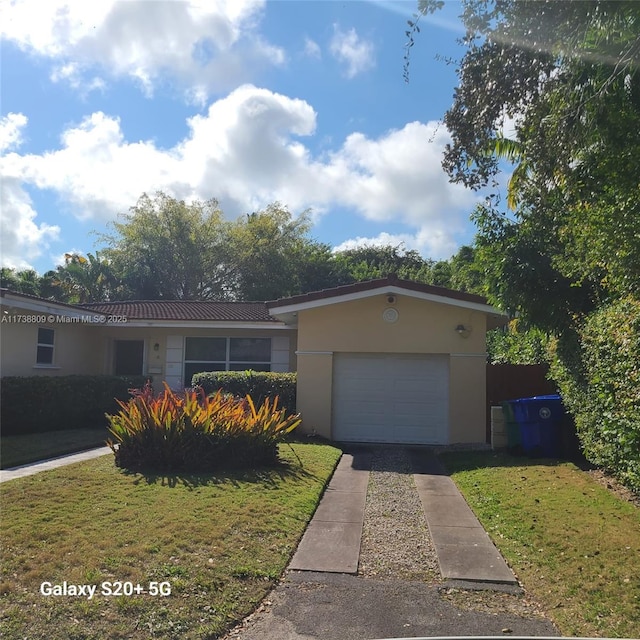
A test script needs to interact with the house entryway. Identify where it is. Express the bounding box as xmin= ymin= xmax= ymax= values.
xmin=114 ymin=340 xmax=144 ymax=375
